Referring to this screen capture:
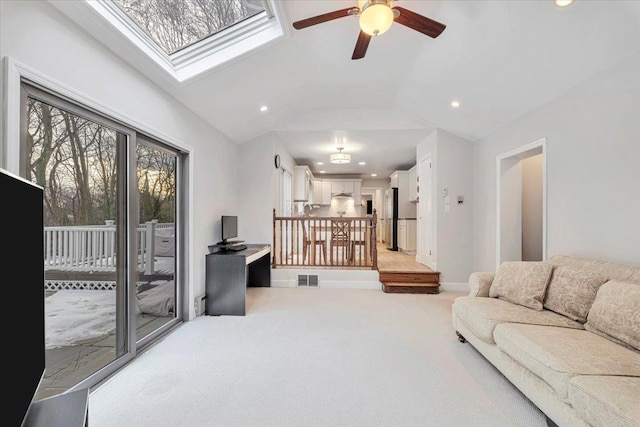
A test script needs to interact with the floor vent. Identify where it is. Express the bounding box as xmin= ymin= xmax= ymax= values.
xmin=308 ymin=275 xmax=319 ymax=287
xmin=298 ymin=275 xmax=308 ymax=287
